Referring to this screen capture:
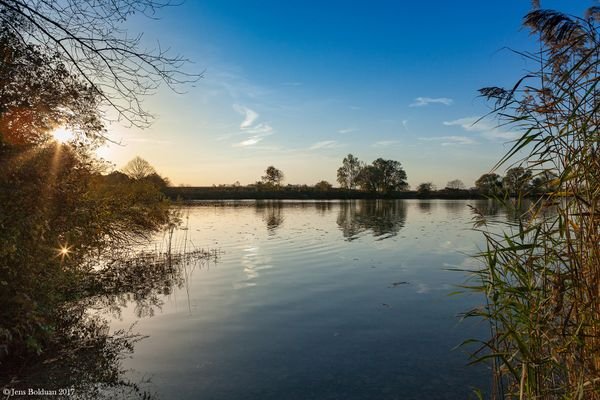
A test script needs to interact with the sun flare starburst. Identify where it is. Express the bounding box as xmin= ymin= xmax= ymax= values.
xmin=51 ymin=127 xmax=74 ymax=143
xmin=56 ymin=243 xmax=73 ymax=260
